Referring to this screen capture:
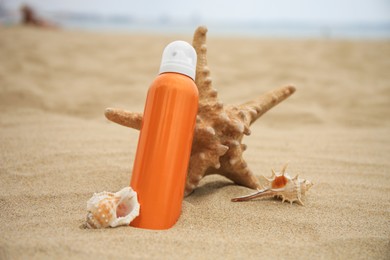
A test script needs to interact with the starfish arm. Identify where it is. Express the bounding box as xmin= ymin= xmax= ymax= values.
xmin=219 ymin=161 xmax=261 ymax=191
xmin=192 ymin=26 xmax=218 ymax=103
xmin=186 ymin=134 xmax=228 ymax=196
xmin=240 ymin=85 xmax=296 ymax=125
xmin=215 ymin=143 xmax=262 ymax=190
xmin=105 ymin=108 xmax=143 ymax=130
xmin=185 ymin=154 xmax=214 ymax=196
